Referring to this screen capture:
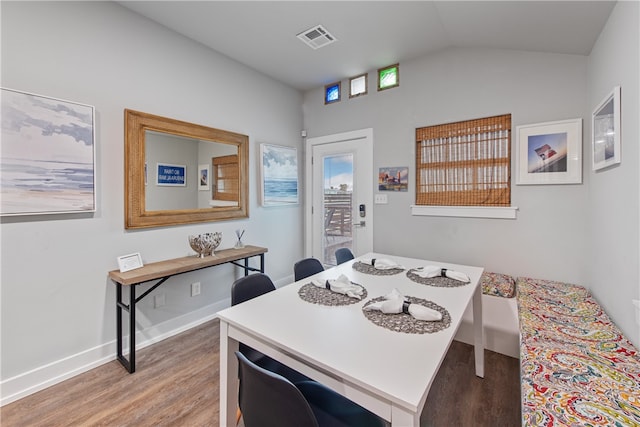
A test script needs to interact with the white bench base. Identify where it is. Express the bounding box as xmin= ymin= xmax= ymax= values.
xmin=455 ymin=294 xmax=519 ymax=358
